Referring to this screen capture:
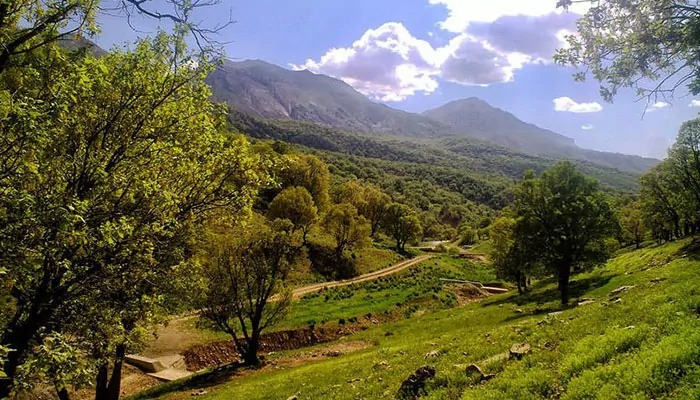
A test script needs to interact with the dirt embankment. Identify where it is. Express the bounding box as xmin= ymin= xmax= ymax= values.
xmin=183 ymin=313 xmax=393 ymax=371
